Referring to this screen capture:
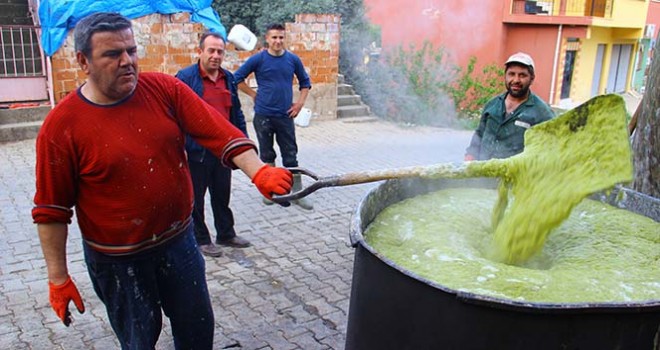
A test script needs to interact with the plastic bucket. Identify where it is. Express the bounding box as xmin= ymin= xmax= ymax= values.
xmin=295 ymin=108 xmax=312 ymax=127
xmin=227 ymin=24 xmax=257 ymax=51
